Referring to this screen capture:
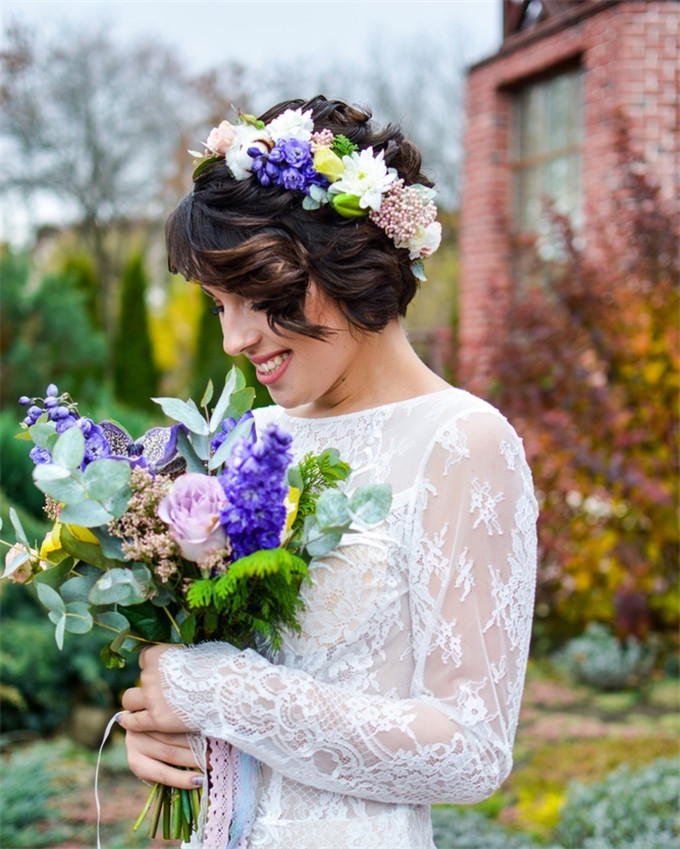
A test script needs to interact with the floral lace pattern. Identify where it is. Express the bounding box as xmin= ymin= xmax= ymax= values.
xmin=164 ymin=388 xmax=538 ymax=849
